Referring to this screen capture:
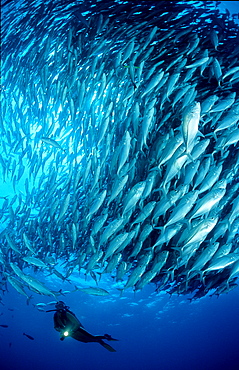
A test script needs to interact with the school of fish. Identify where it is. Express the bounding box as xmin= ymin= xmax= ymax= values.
xmin=1 ymin=0 xmax=239 ymax=302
